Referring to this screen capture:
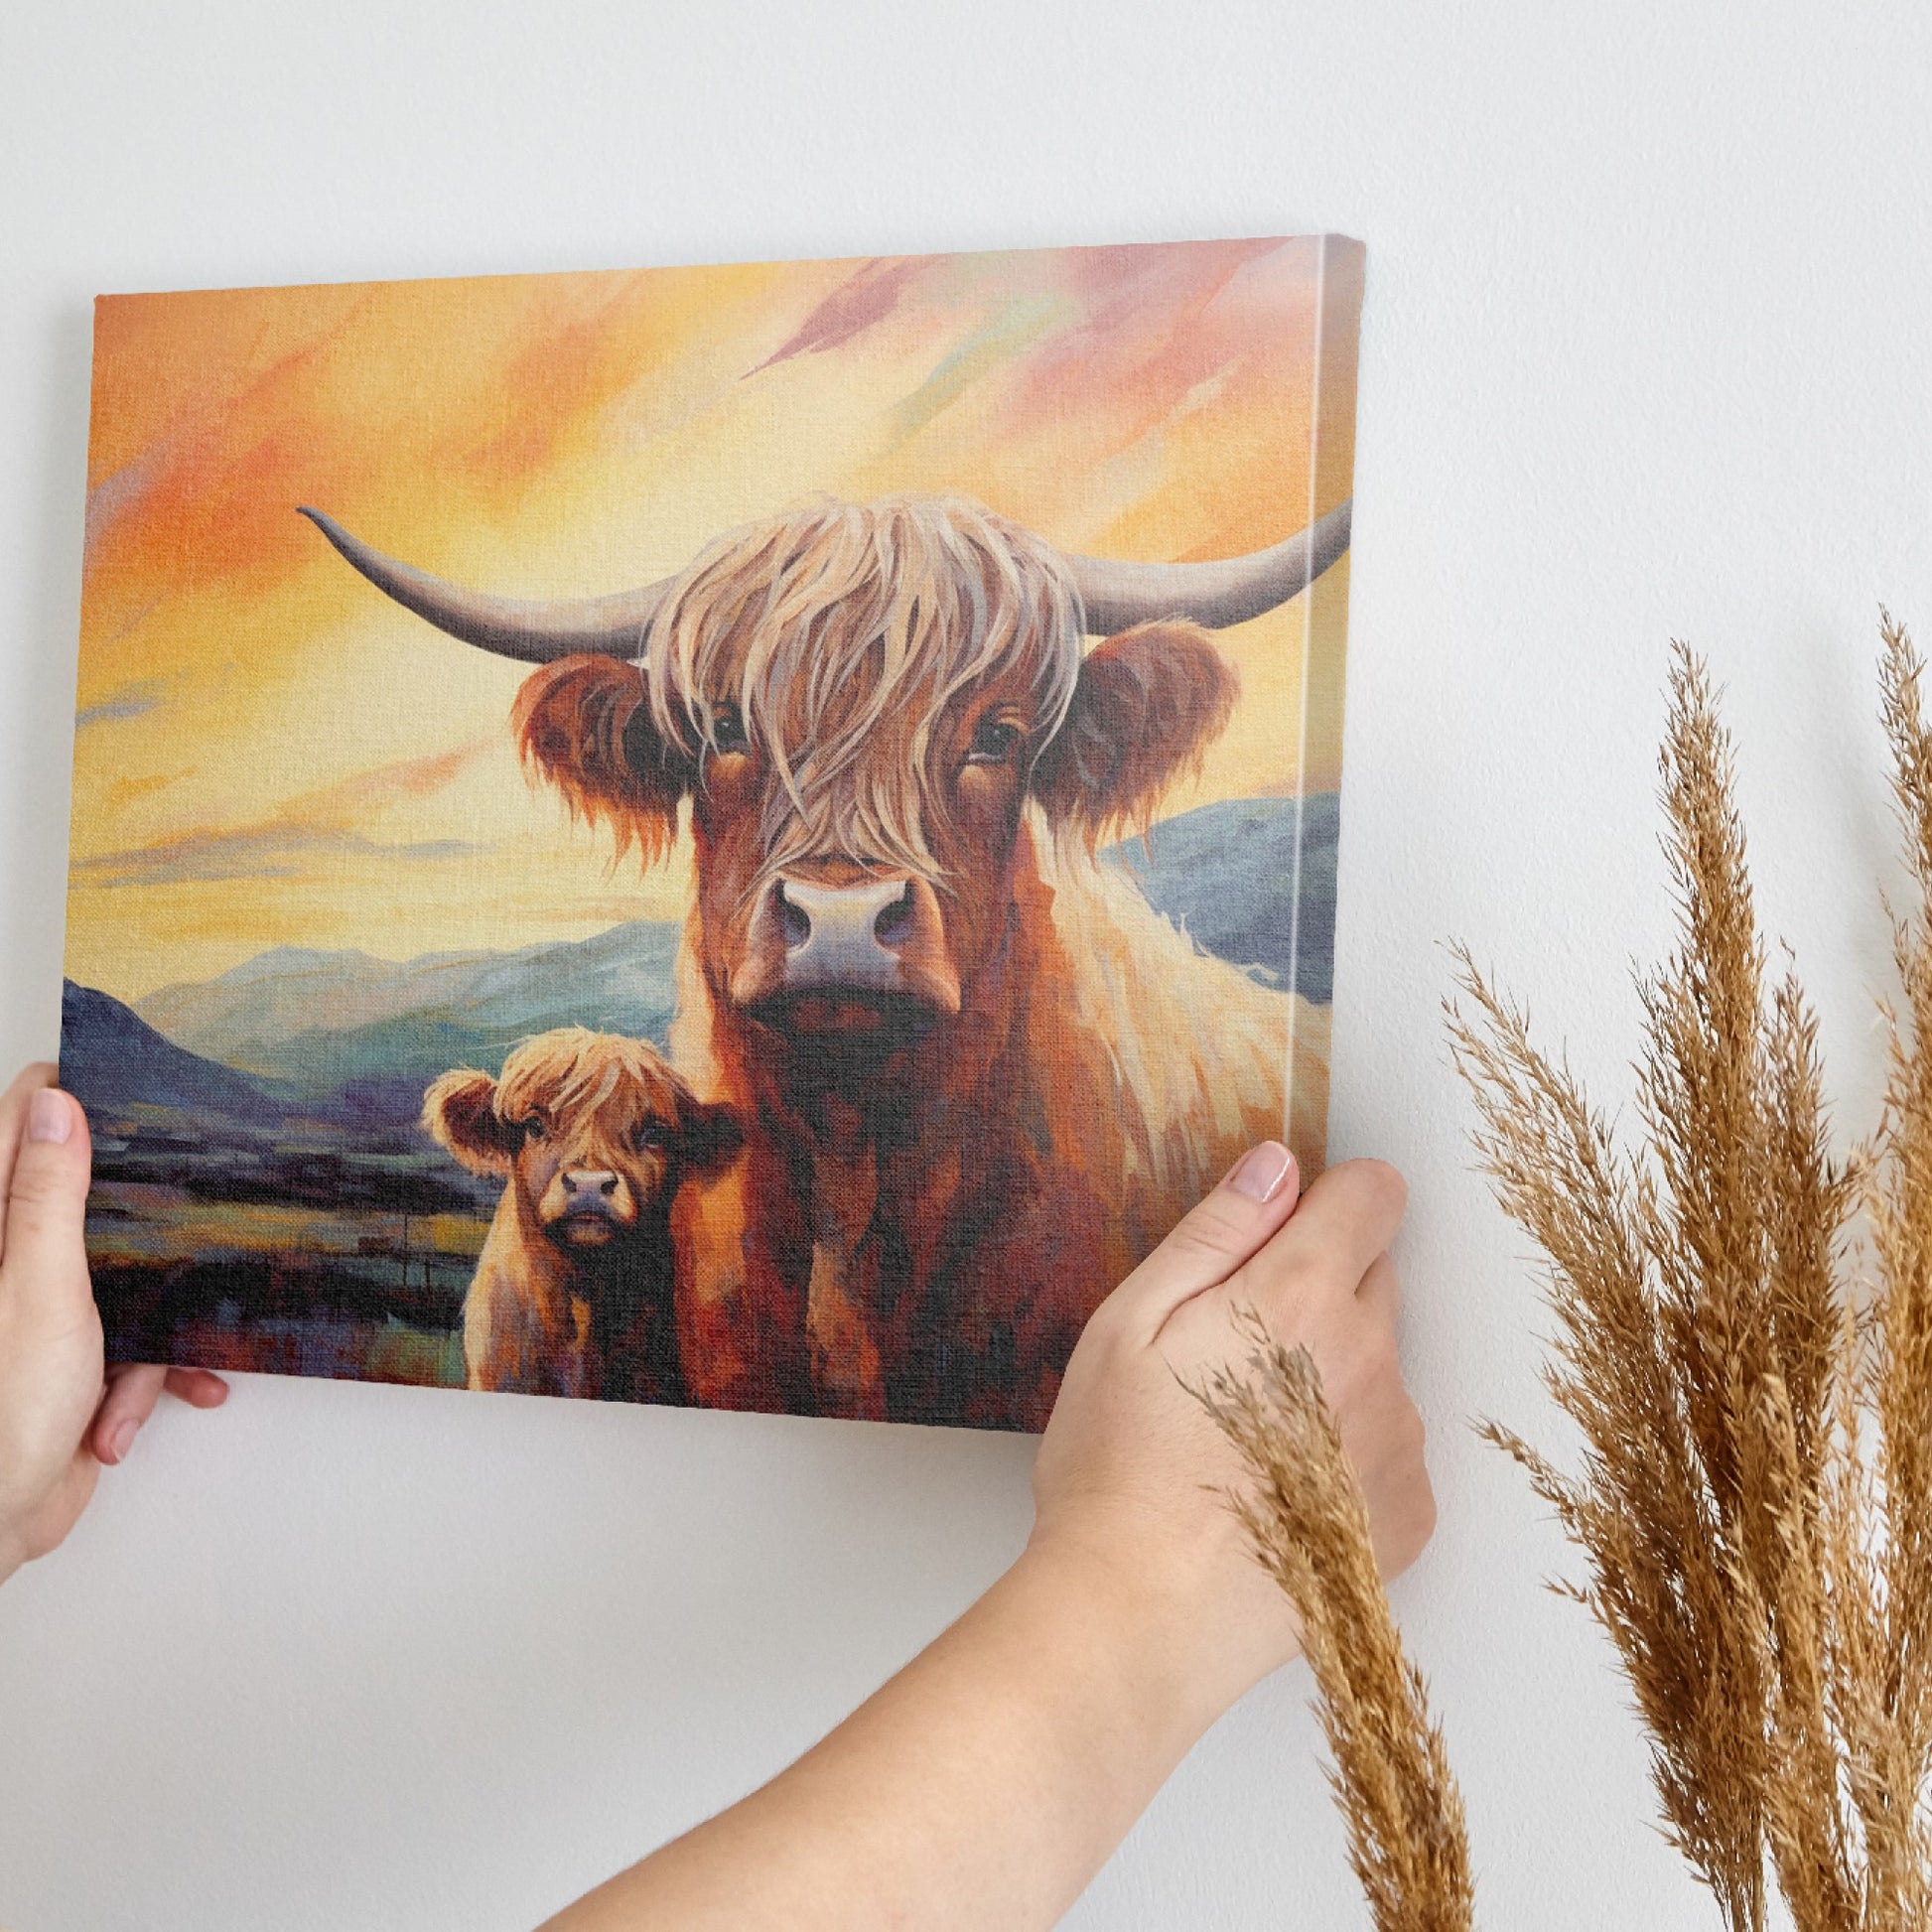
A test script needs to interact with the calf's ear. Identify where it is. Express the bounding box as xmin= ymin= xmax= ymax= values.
xmin=423 ymin=1068 xmax=519 ymax=1176
xmin=512 ymin=656 xmax=693 ymax=870
xmin=678 ymin=1098 xmax=745 ymax=1179
xmin=1030 ymin=622 xmax=1239 ymax=847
